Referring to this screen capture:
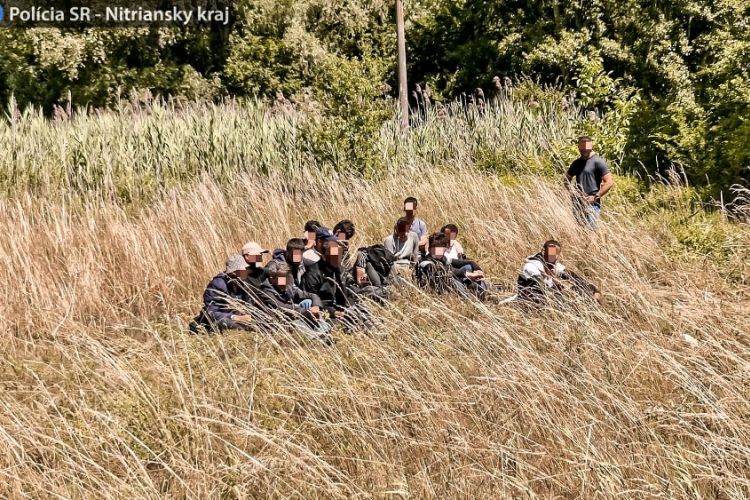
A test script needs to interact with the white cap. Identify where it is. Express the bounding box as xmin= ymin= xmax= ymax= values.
xmin=242 ymin=242 xmax=269 ymax=257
